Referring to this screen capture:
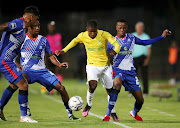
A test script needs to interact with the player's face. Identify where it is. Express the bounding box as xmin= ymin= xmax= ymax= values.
xmin=87 ymin=27 xmax=98 ymax=39
xmin=30 ymin=21 xmax=40 ymax=36
xmin=116 ymin=22 xmax=128 ymax=37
